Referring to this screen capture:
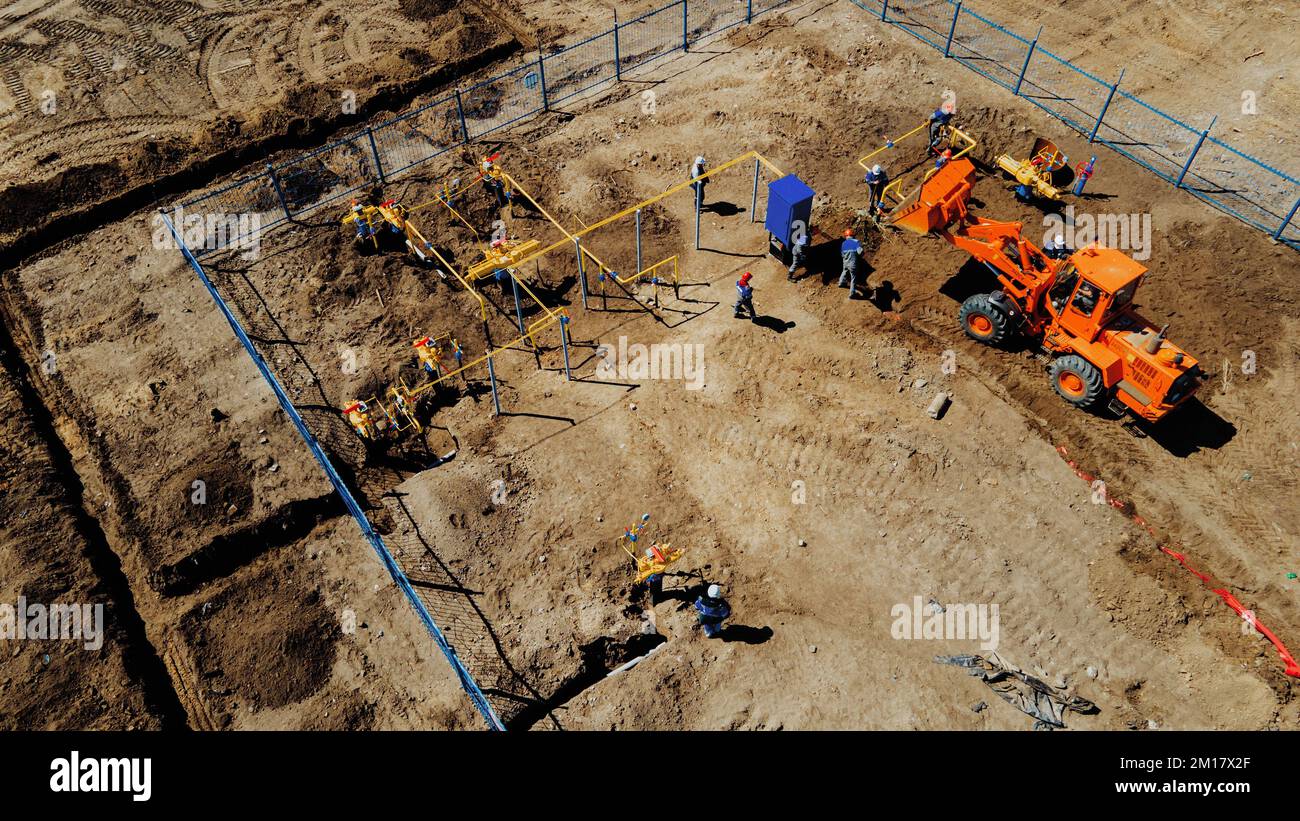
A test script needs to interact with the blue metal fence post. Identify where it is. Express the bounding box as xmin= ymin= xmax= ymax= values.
xmin=747 ymin=0 xmax=753 ymax=24
xmin=455 ymin=88 xmax=470 ymax=142
xmin=157 ymin=209 xmax=504 ymax=731
xmin=574 ymin=237 xmax=589 ymax=308
xmin=613 ymin=10 xmax=622 ymax=82
xmin=486 ymin=353 xmax=502 ymax=416
xmin=1274 ymin=195 xmax=1300 ymax=241
xmin=635 ymin=208 xmax=643 ymax=273
xmin=1089 ymin=69 xmax=1124 ymax=143
xmin=682 ymin=0 xmax=689 ymax=52
xmin=509 ymin=271 xmax=526 ymax=338
xmin=944 ymin=1 xmax=962 ymax=58
xmin=1014 ymin=26 xmax=1041 ymax=96
xmin=1176 ymin=115 xmax=1216 ymax=189
xmin=694 ymin=179 xmax=702 ymax=249
xmin=750 ymin=158 xmax=760 ymax=223
xmin=265 ymin=164 xmax=292 ymax=220
xmin=881 ymin=0 xmax=888 ymax=22
xmin=538 ymin=46 xmax=550 ymax=112
xmin=559 ymin=315 xmax=573 ymax=381
xmin=366 ymin=126 xmax=386 ymax=186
